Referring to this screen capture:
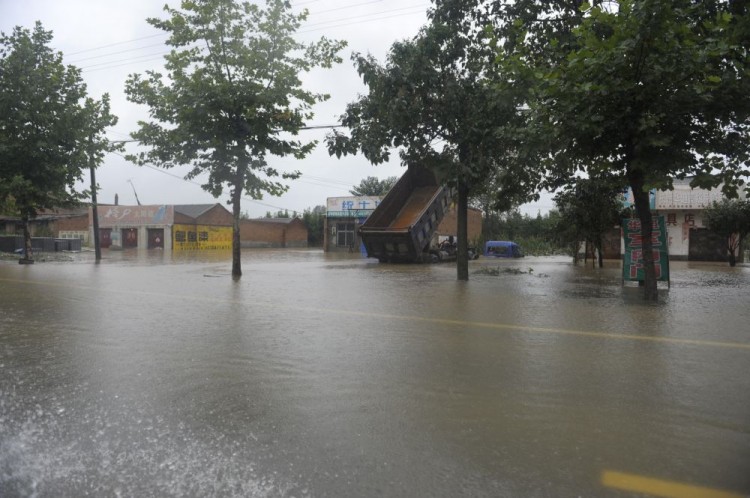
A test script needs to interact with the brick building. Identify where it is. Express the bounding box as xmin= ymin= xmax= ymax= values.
xmin=0 ymin=207 xmax=89 ymax=242
xmin=239 ymin=218 xmax=308 ymax=248
xmin=324 ymin=196 xmax=382 ymax=252
xmin=91 ymin=203 xmax=234 ymax=251
xmin=621 ymin=179 xmax=746 ymax=261
xmin=173 ymin=204 xmax=233 ymax=251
